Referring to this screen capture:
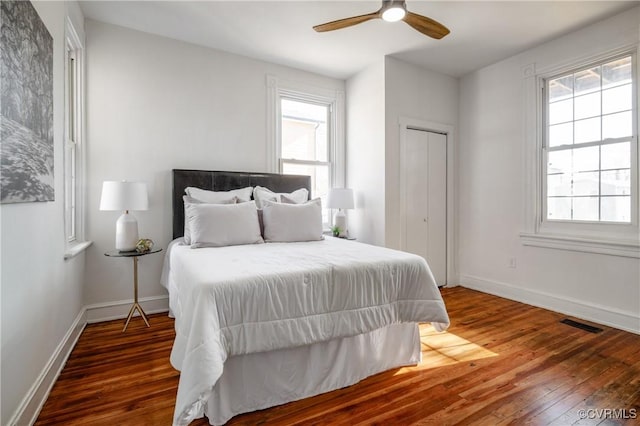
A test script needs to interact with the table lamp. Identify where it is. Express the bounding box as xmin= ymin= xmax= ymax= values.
xmin=100 ymin=181 xmax=148 ymax=251
xmin=327 ymin=188 xmax=354 ymax=237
